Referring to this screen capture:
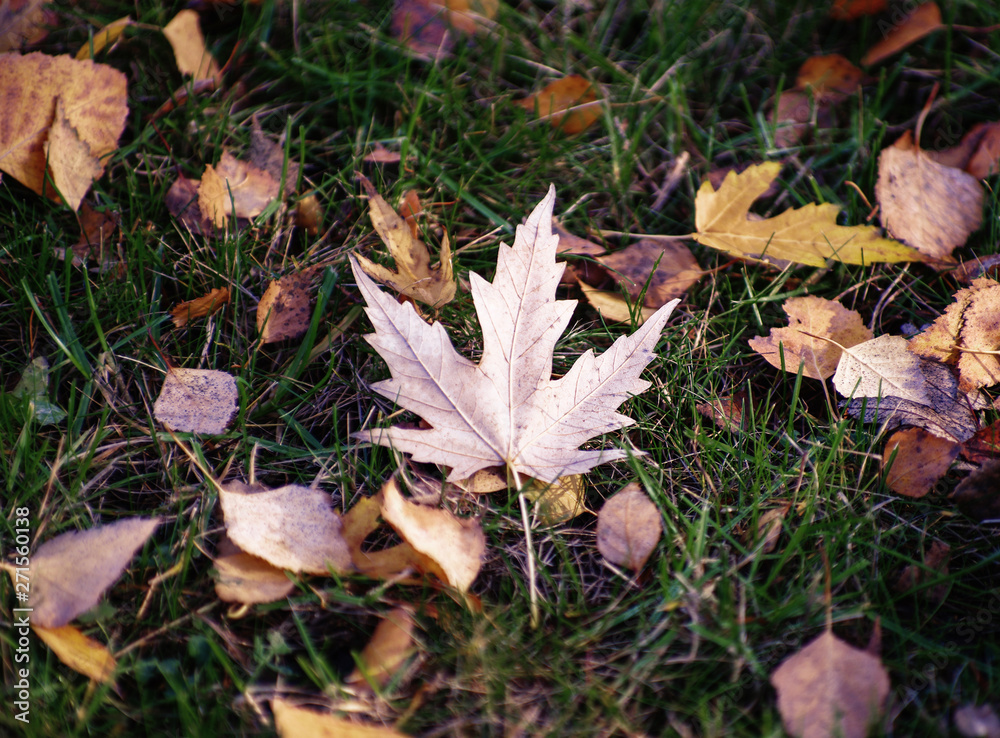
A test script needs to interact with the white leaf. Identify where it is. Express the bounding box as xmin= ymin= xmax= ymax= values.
xmin=353 ymin=185 xmax=678 ymax=483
